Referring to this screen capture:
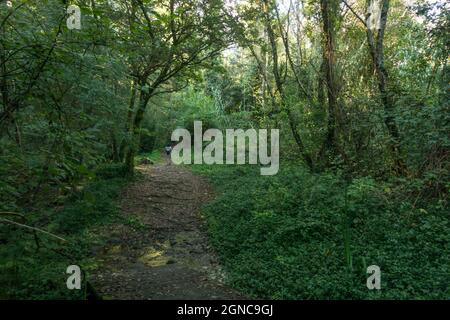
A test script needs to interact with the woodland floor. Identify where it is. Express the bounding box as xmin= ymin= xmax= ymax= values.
xmin=90 ymin=156 xmax=242 ymax=299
